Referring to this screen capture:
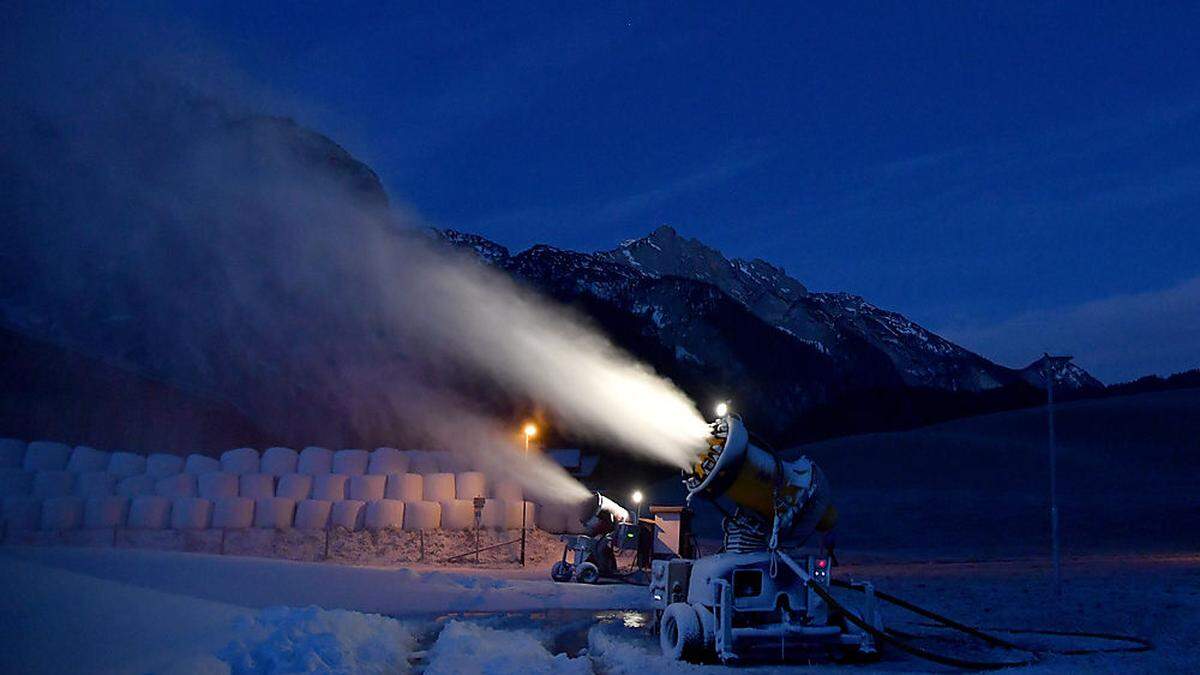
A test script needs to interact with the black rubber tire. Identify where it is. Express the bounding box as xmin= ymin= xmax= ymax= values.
xmin=576 ymin=561 xmax=600 ymax=584
xmin=660 ymin=602 xmax=704 ymax=661
xmin=550 ymin=561 xmax=573 ymax=582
